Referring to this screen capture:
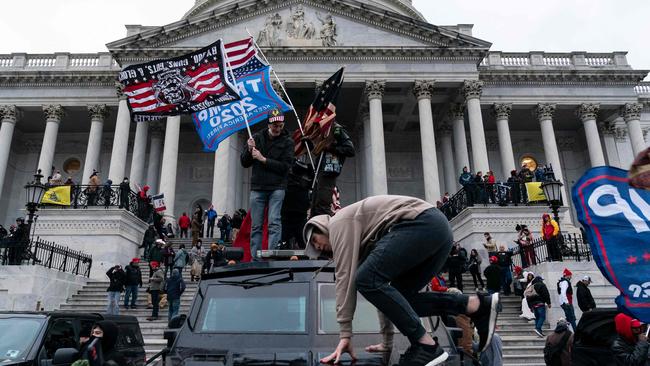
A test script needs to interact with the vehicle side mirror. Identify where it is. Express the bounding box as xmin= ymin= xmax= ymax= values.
xmin=168 ymin=314 xmax=187 ymax=329
xmin=52 ymin=348 xmax=79 ymax=366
